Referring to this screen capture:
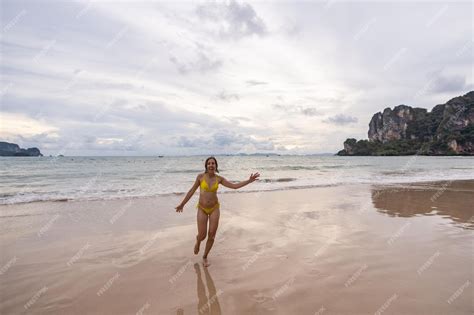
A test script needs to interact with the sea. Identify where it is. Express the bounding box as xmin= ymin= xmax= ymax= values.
xmin=1 ymin=155 xmax=473 ymax=205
